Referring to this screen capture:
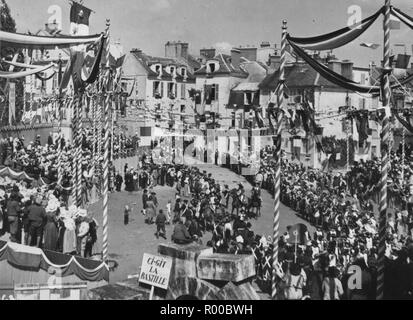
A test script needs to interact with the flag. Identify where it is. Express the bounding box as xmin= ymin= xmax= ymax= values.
xmin=286 ymin=223 xmax=308 ymax=245
xmin=360 ymin=42 xmax=380 ymax=49
xmin=8 ymin=82 xmax=15 ymax=125
xmin=70 ymin=1 xmax=92 ymax=36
